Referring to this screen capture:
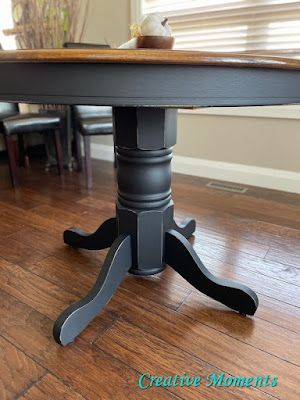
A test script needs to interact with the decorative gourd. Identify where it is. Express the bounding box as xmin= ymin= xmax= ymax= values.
xmin=119 ymin=13 xmax=173 ymax=49
xmin=140 ymin=14 xmax=172 ymax=37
